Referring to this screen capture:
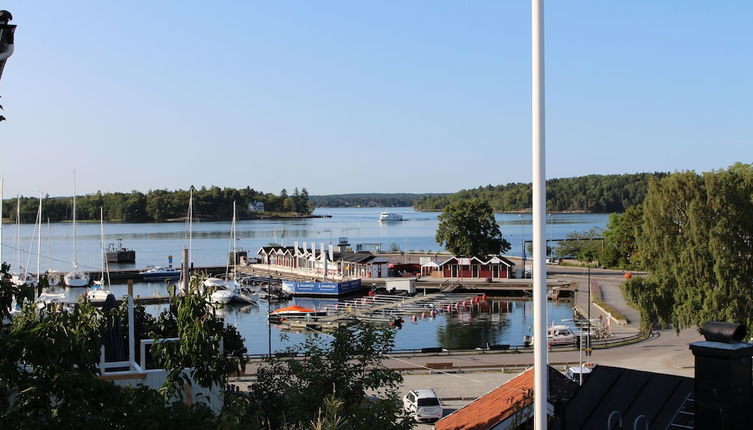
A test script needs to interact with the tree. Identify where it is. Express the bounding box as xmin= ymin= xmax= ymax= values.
xmin=602 ymin=204 xmax=644 ymax=268
xmin=435 ymin=198 xmax=510 ymax=257
xmin=0 ymin=267 xmax=243 ymax=427
xmin=239 ymin=324 xmax=413 ymax=430
xmin=555 ymin=228 xmax=603 ymax=264
xmin=414 ymin=172 xmax=666 ymax=213
xmin=623 ymin=164 xmax=753 ymax=332
xmin=151 ymin=281 xmax=247 ymax=400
